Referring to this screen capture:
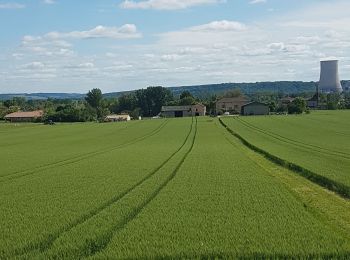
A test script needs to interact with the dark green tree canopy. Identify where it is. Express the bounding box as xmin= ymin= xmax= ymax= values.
xmin=288 ymin=97 xmax=307 ymax=114
xmin=223 ymin=89 xmax=242 ymax=98
xmin=180 ymin=91 xmax=194 ymax=100
xmin=135 ymin=86 xmax=173 ymax=117
xmin=85 ymin=88 xmax=103 ymax=109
